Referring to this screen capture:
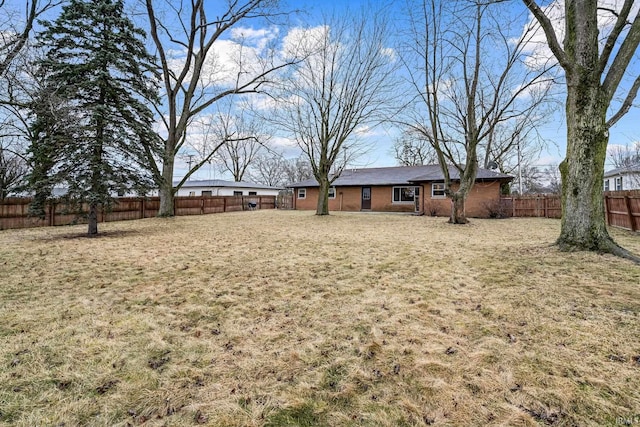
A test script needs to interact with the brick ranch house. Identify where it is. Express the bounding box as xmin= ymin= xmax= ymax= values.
xmin=288 ymin=164 xmax=513 ymax=217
